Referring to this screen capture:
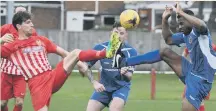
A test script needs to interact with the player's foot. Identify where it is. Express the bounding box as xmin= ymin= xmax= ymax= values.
xmin=106 ymin=32 xmax=122 ymax=58
xmin=112 ymin=45 xmax=127 ymax=68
